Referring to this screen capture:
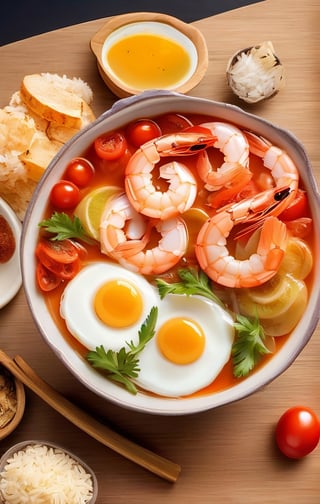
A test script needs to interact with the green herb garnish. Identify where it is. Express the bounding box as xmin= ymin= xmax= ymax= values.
xmin=156 ymin=267 xmax=272 ymax=378
xmin=38 ymin=212 xmax=94 ymax=244
xmin=86 ymin=306 xmax=158 ymax=394
xmin=232 ymin=314 xmax=271 ymax=378
xmin=156 ymin=267 xmax=224 ymax=307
